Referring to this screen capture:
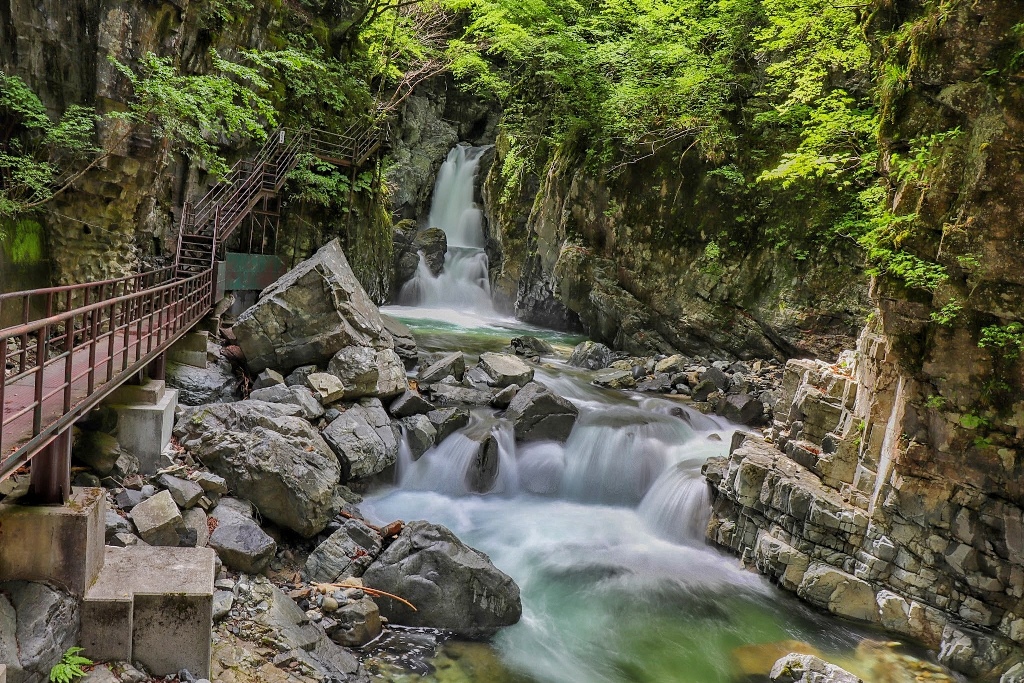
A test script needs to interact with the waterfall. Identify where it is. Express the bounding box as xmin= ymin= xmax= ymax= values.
xmin=398 ymin=144 xmax=494 ymax=312
xmin=869 ymin=376 xmax=906 ymax=517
